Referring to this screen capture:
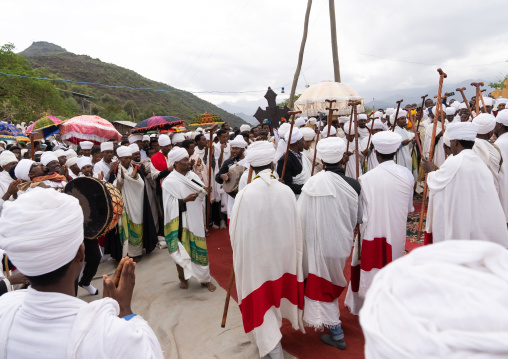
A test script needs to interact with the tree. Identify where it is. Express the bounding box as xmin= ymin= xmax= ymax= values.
xmin=489 ymin=73 xmax=508 ymax=90
xmin=123 ymin=100 xmax=139 ymax=121
xmin=278 ymin=93 xmax=302 ymax=108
